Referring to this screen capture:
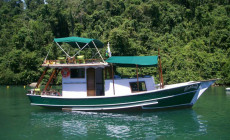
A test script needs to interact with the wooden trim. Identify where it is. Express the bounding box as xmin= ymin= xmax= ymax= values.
xmin=47 ymin=69 xmax=60 ymax=90
xmin=158 ymin=63 xmax=162 ymax=88
xmin=87 ymin=68 xmax=96 ymax=96
xmin=158 ymin=48 xmax=164 ymax=88
xmin=112 ymin=64 xmax=115 ymax=95
xmin=36 ymin=67 xmax=49 ymax=88
xmin=44 ymin=68 xmax=57 ymax=91
xmin=136 ymin=65 xmax=139 ymax=91
xmin=67 ymin=57 xmax=76 ymax=64
xmin=41 ymin=63 xmax=109 ymax=68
